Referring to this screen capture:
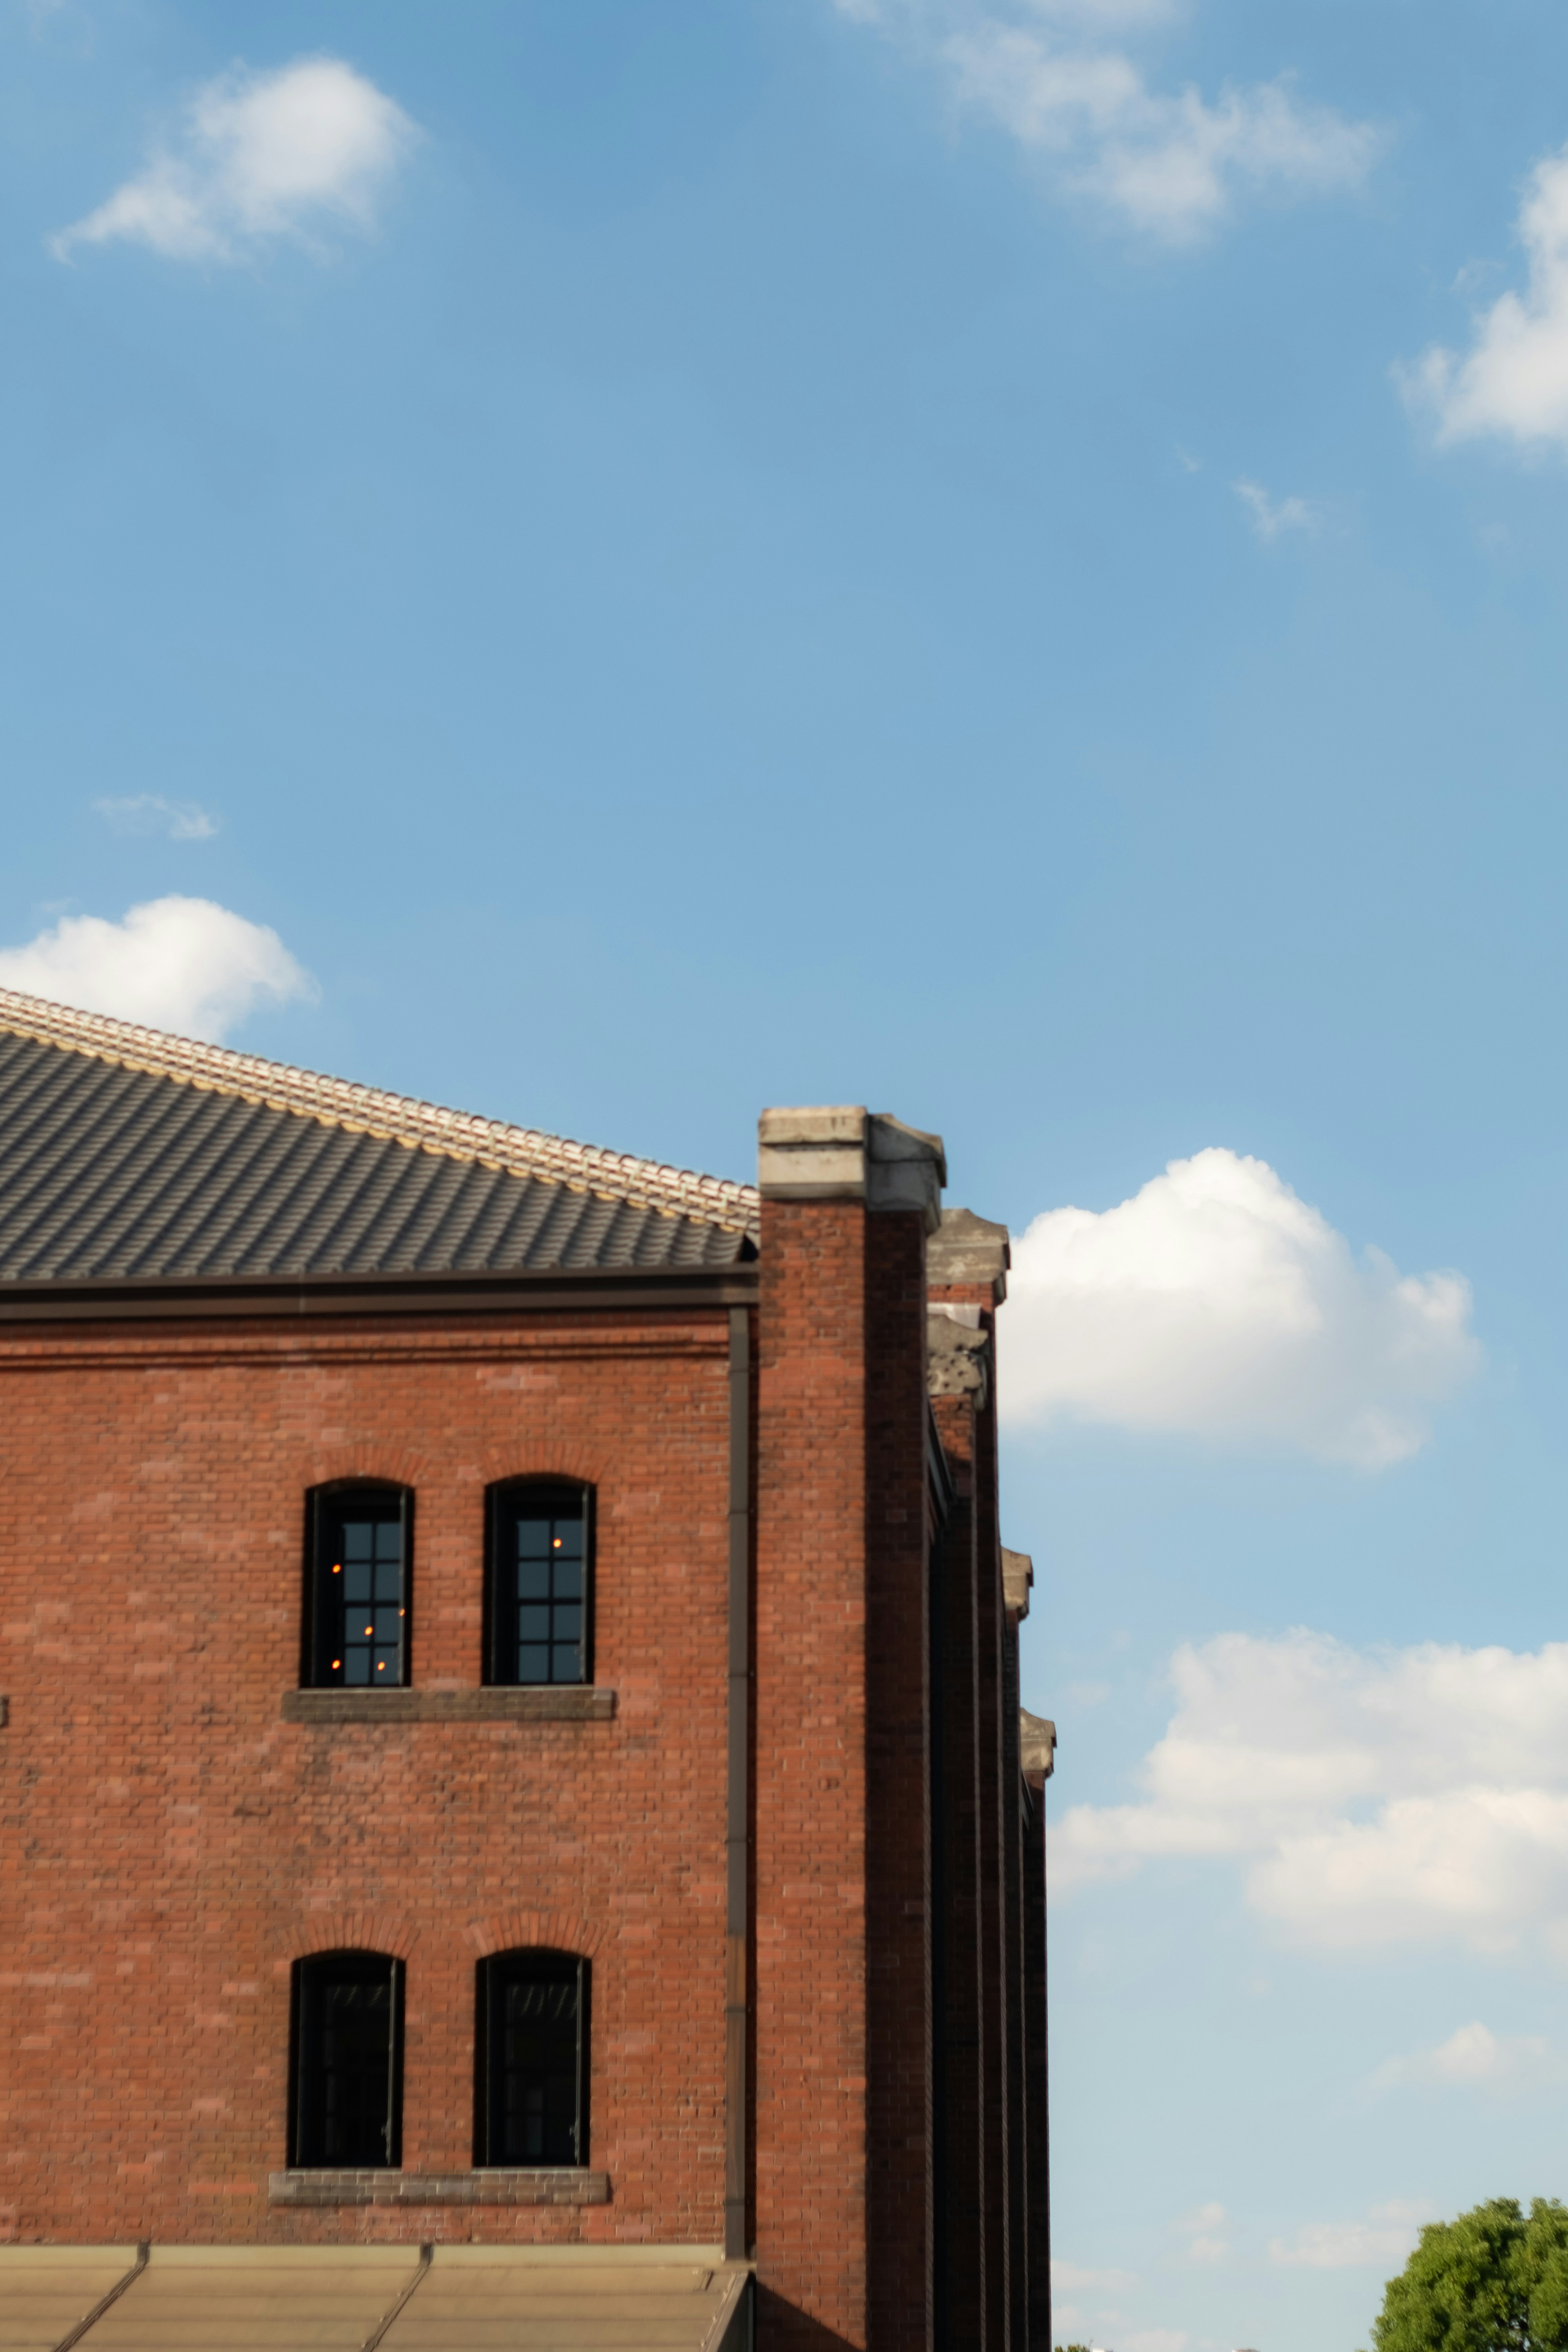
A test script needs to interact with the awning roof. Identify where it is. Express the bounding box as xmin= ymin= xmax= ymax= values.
xmin=0 ymin=2246 xmax=750 ymax=2352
